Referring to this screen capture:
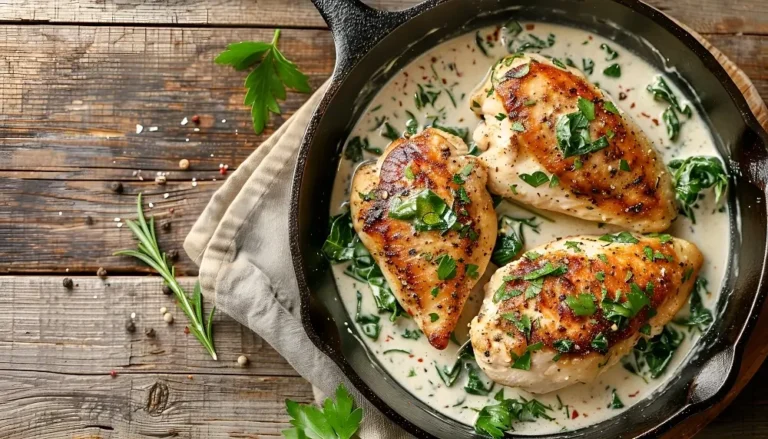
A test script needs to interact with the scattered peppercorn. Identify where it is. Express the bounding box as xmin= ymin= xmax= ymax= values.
xmin=167 ymin=249 xmax=179 ymax=261
xmin=85 ymin=216 xmax=94 ymax=225
xmin=237 ymin=355 xmax=249 ymax=367
xmin=110 ymin=370 xmax=118 ymax=378
xmin=179 ymin=158 xmax=190 ymax=170
xmin=97 ymin=267 xmax=108 ymax=279
xmin=183 ymin=326 xmax=190 ymax=334
xmin=161 ymin=221 xmax=171 ymax=232
xmin=125 ymin=319 xmax=136 ymax=333
xmin=109 ymin=182 xmax=124 ymax=194
xmin=145 ymin=328 xmax=156 ymax=338
xmin=162 ymin=285 xmax=172 ymax=295
xmin=187 ymin=375 xmax=194 ymax=380
xmin=62 ymin=278 xmax=74 ymax=289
